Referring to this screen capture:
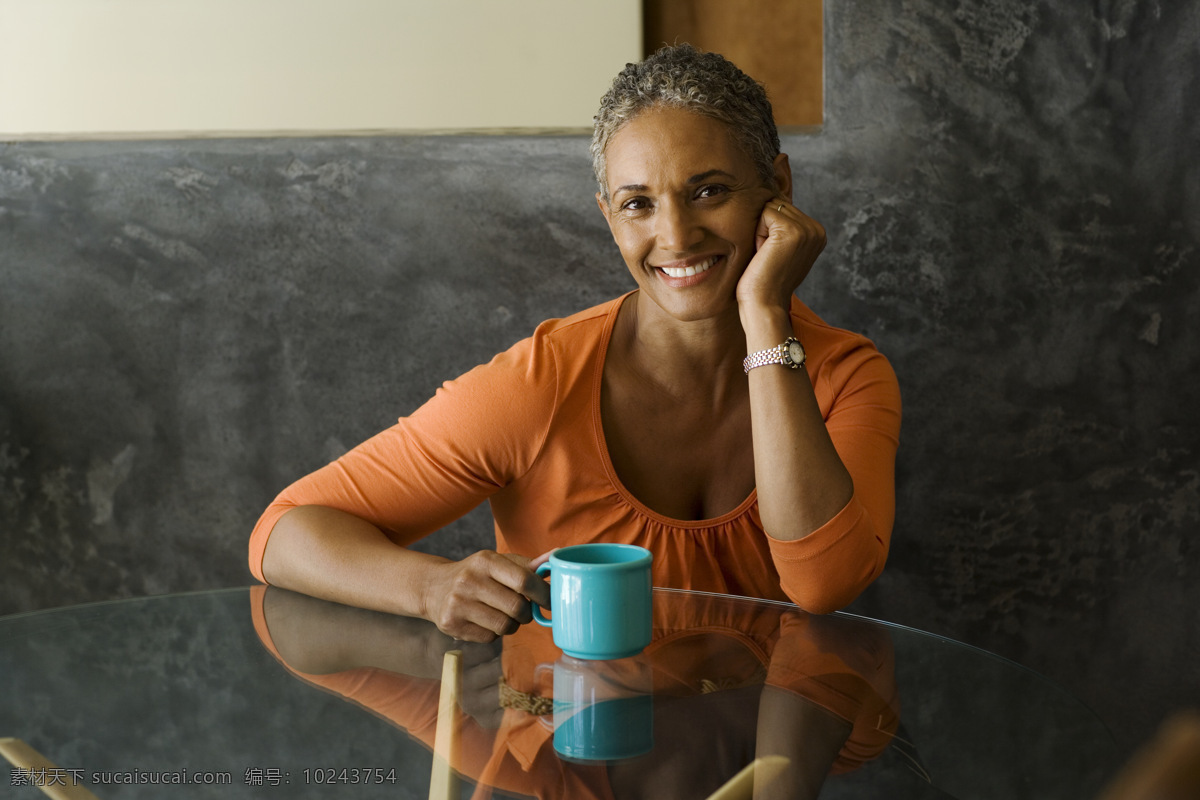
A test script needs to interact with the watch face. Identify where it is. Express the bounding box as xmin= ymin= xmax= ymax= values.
xmin=787 ymin=341 xmax=805 ymax=365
